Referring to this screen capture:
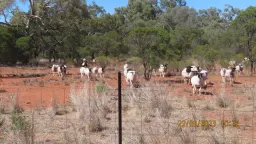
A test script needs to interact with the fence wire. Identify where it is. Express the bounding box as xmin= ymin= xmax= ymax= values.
xmin=0 ymin=82 xmax=255 ymax=144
